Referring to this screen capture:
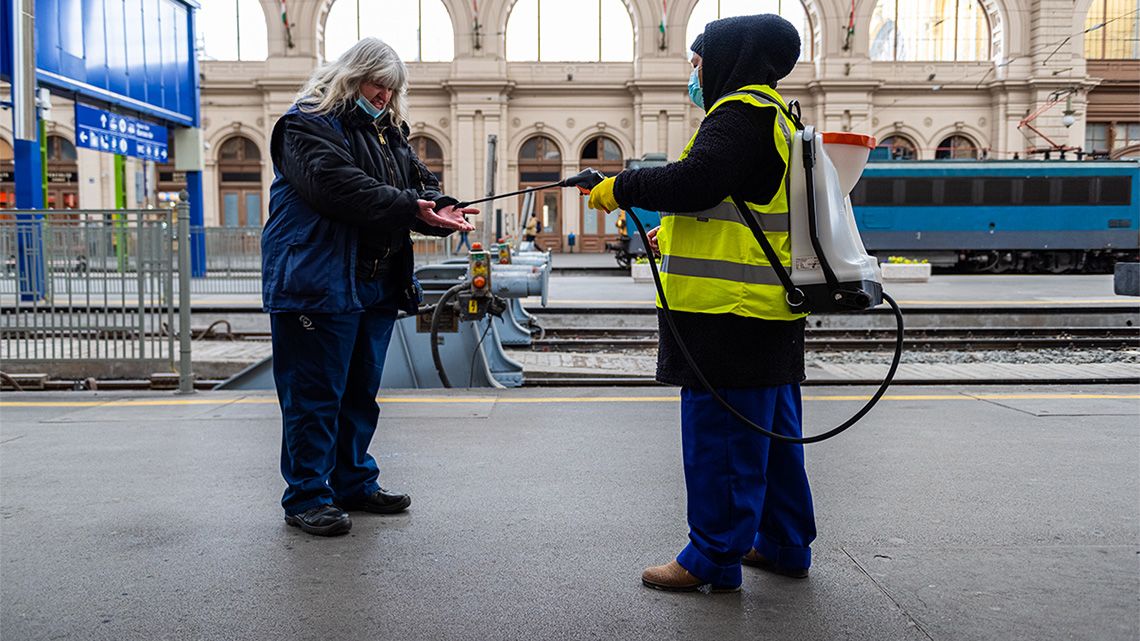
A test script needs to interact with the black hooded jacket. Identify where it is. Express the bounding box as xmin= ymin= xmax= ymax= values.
xmin=611 ymin=14 xmax=806 ymax=388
